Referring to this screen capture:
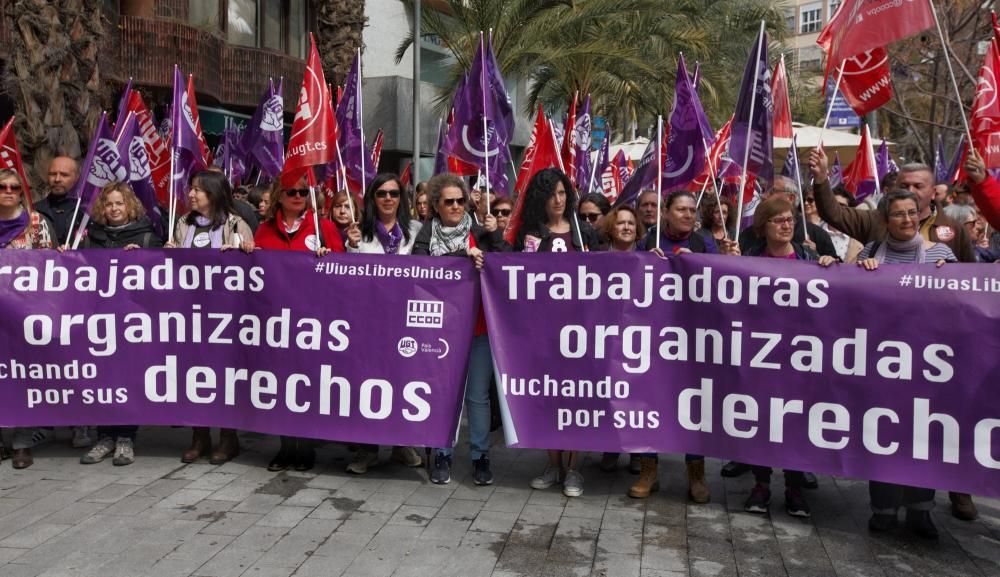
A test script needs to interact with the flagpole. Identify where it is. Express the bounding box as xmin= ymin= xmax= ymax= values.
xmin=818 ymin=63 xmax=846 ymax=149
xmin=480 ymin=31 xmax=492 ymax=216
xmin=356 ymin=49 xmax=368 ymax=197
xmin=865 ymin=124 xmax=883 ymax=201
xmin=549 ymin=118 xmax=586 ymax=251
xmin=587 ymin=136 xmax=603 ymax=194
xmin=655 ymin=115 xmax=663 ymax=251
xmin=735 ymin=20 xmax=766 ymax=241
xmin=694 ymin=138 xmax=713 ymax=209
xmin=927 ymin=0 xmax=974 ymax=146
xmin=790 ymin=141 xmax=809 ymax=242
